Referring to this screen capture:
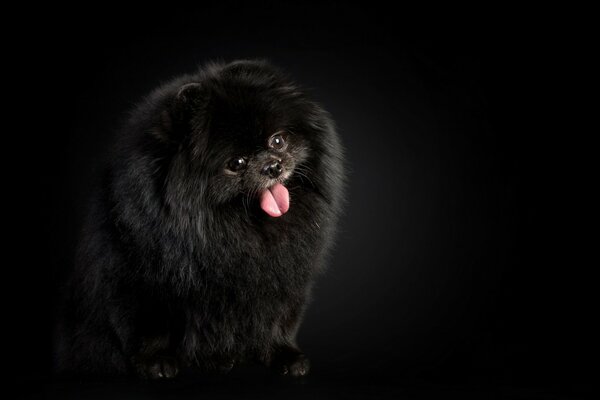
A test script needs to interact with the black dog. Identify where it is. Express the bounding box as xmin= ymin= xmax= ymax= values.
xmin=55 ymin=60 xmax=345 ymax=379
